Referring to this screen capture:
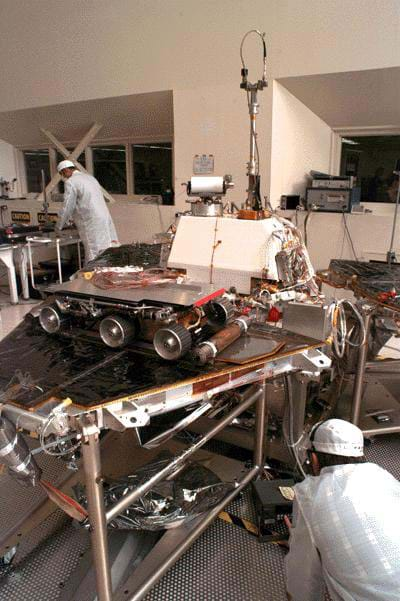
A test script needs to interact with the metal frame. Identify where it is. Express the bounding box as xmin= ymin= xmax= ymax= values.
xmin=80 ymin=383 xmax=265 ymax=601
xmin=351 ymin=302 xmax=400 ymax=436
xmin=26 ymin=234 xmax=81 ymax=291
xmin=0 ymin=328 xmax=330 ymax=599
xmin=77 ymin=339 xmax=330 ymax=601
